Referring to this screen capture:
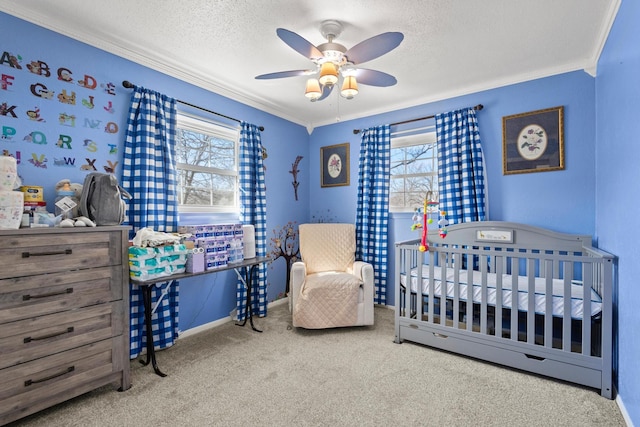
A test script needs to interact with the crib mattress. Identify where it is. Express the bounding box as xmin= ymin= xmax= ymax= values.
xmin=400 ymin=265 xmax=602 ymax=319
